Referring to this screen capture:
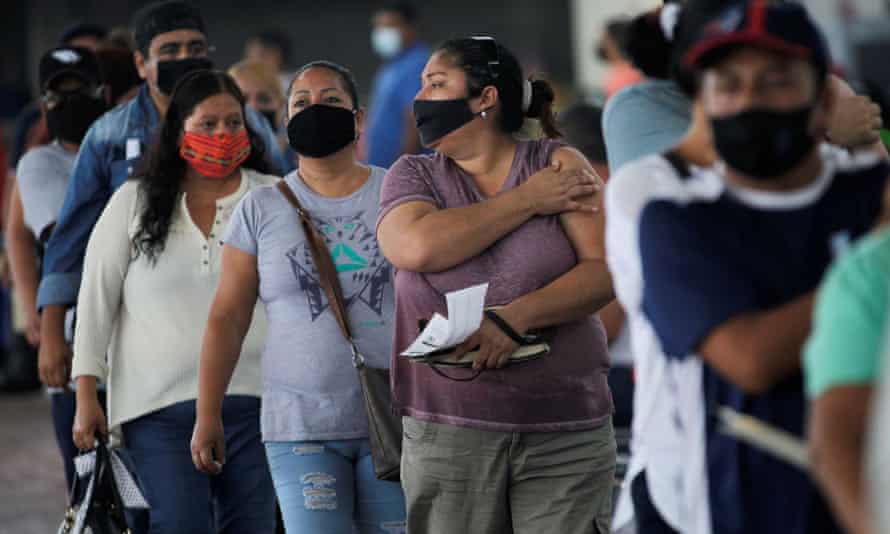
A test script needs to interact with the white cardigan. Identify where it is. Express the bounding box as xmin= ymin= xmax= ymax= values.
xmin=72 ymin=169 xmax=277 ymax=432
